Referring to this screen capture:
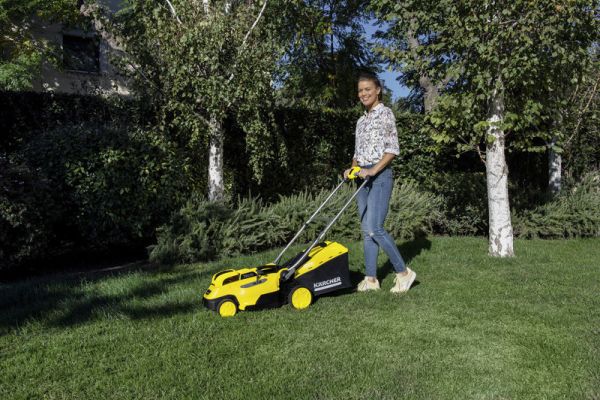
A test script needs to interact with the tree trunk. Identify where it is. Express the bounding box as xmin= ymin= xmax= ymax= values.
xmin=208 ymin=115 xmax=225 ymax=202
xmin=548 ymin=137 xmax=562 ymax=196
xmin=419 ymin=75 xmax=439 ymax=113
xmin=486 ymin=80 xmax=514 ymax=257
